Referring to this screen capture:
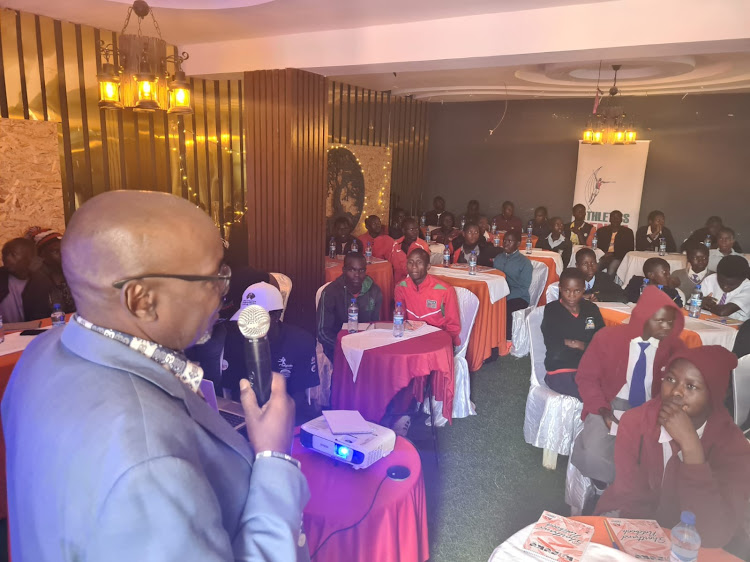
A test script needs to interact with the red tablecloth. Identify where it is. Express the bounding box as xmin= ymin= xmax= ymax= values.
xmin=326 ymin=257 xmax=394 ymax=320
xmin=526 ymin=255 xmax=560 ymax=305
xmin=293 ymin=434 xmax=429 ymax=562
xmin=331 ymin=329 xmax=455 ymax=423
